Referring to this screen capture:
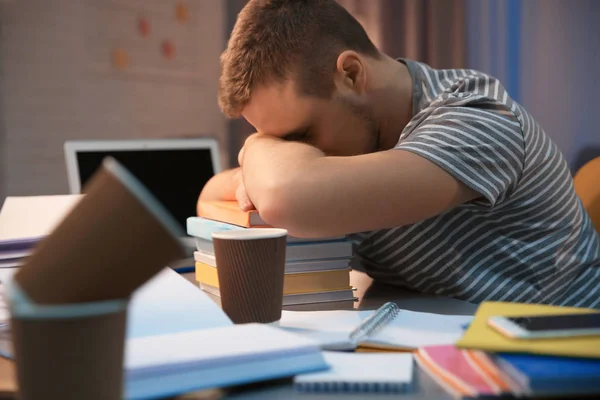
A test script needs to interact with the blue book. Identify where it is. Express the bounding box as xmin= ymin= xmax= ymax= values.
xmin=0 ymin=237 xmax=41 ymax=252
xmin=125 ymin=323 xmax=328 ymax=400
xmin=194 ymin=237 xmax=352 ymax=262
xmin=494 ymin=353 xmax=600 ymax=396
xmin=187 ymin=217 xmax=346 ymax=244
